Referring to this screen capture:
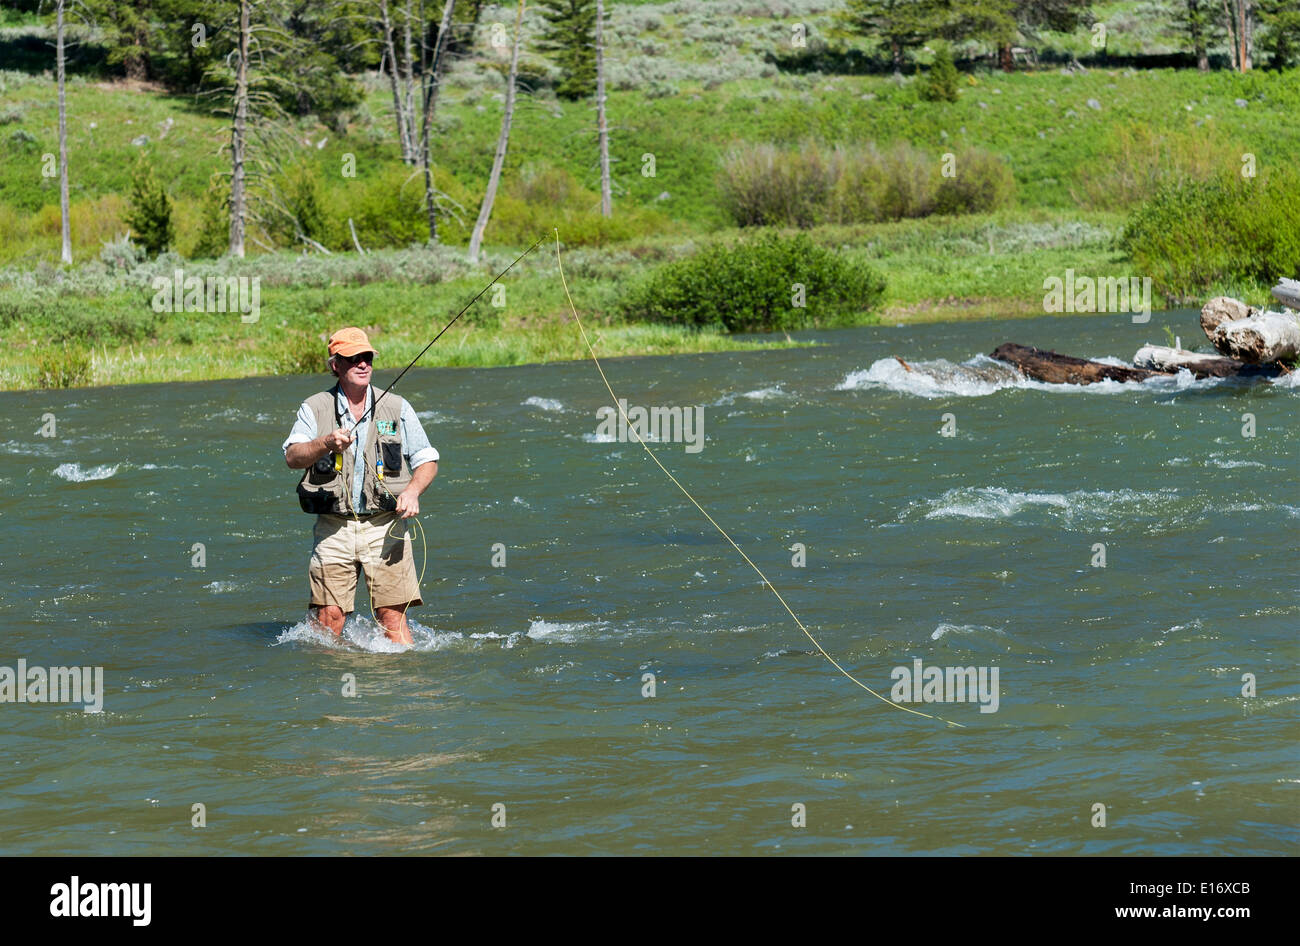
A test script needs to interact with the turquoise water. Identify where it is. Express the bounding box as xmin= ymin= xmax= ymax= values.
xmin=2 ymin=310 xmax=1296 ymax=854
